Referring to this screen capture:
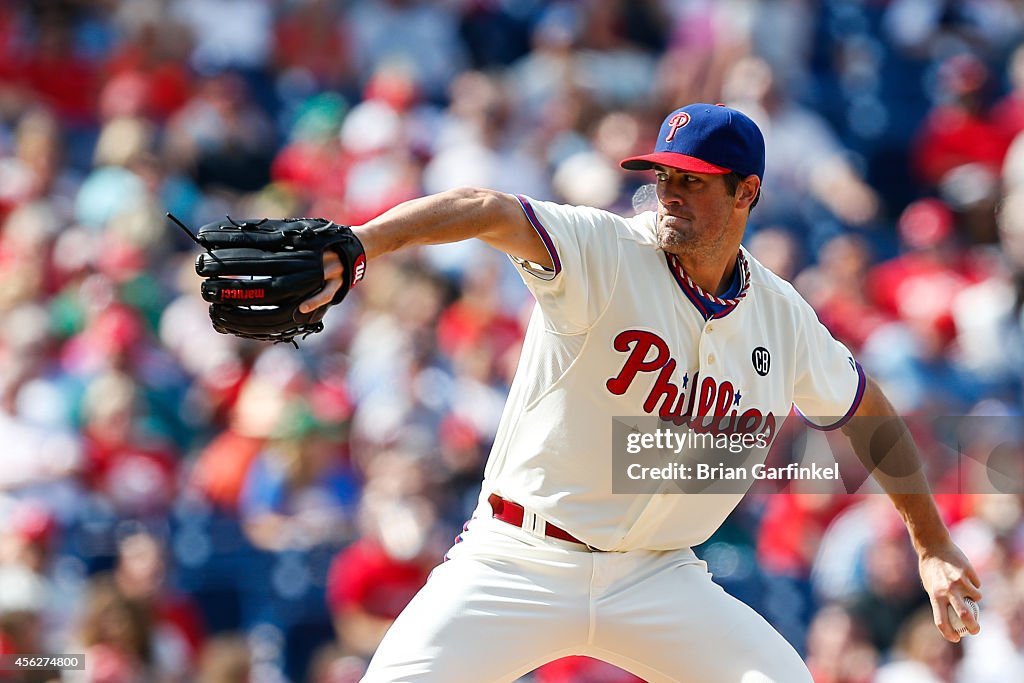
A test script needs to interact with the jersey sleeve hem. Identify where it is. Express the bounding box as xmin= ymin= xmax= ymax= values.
xmin=796 ymin=361 xmax=866 ymax=431
xmin=514 ymin=194 xmax=562 ymax=278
